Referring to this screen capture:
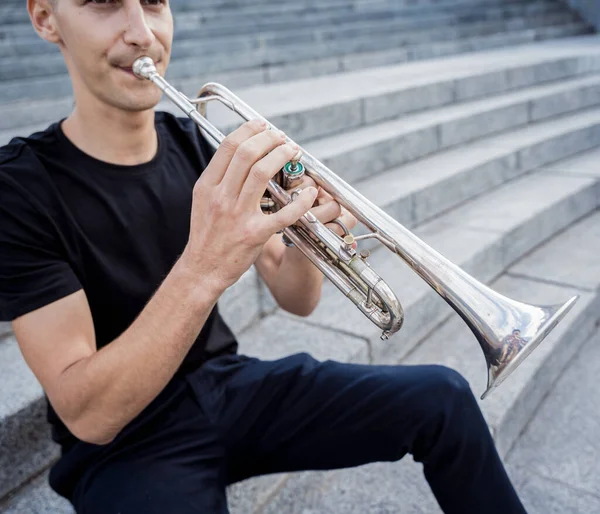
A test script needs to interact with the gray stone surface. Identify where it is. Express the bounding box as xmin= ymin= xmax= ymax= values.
xmin=0 ymin=471 xmax=73 ymax=514
xmin=5 ymin=36 xmax=600 ymax=141
xmin=0 ymin=338 xmax=59 ymax=500
xmin=506 ymin=329 xmax=600 ymax=499
xmin=0 ymin=337 xmax=43 ymax=424
xmin=567 ymin=0 xmax=600 ymax=30
xmin=258 ymin=459 xmax=440 ymax=514
xmin=237 ymin=314 xmax=370 ymax=365
xmin=305 ymin=78 xmax=600 ymax=185
xmin=0 ymin=323 xmax=11 ymax=340
xmin=1 ymin=10 xmax=580 ymax=83
xmin=509 ymin=469 xmax=600 ymax=514
xmin=355 ymin=106 xmax=600 ymax=230
xmin=228 ymin=473 xmax=290 ymax=514
xmin=418 ymin=172 xmax=598 ymax=266
xmin=218 ymin=268 xmax=261 ymax=335
xmin=542 ymin=145 xmax=600 ymax=178
xmin=510 ymin=209 xmax=600 ymax=291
